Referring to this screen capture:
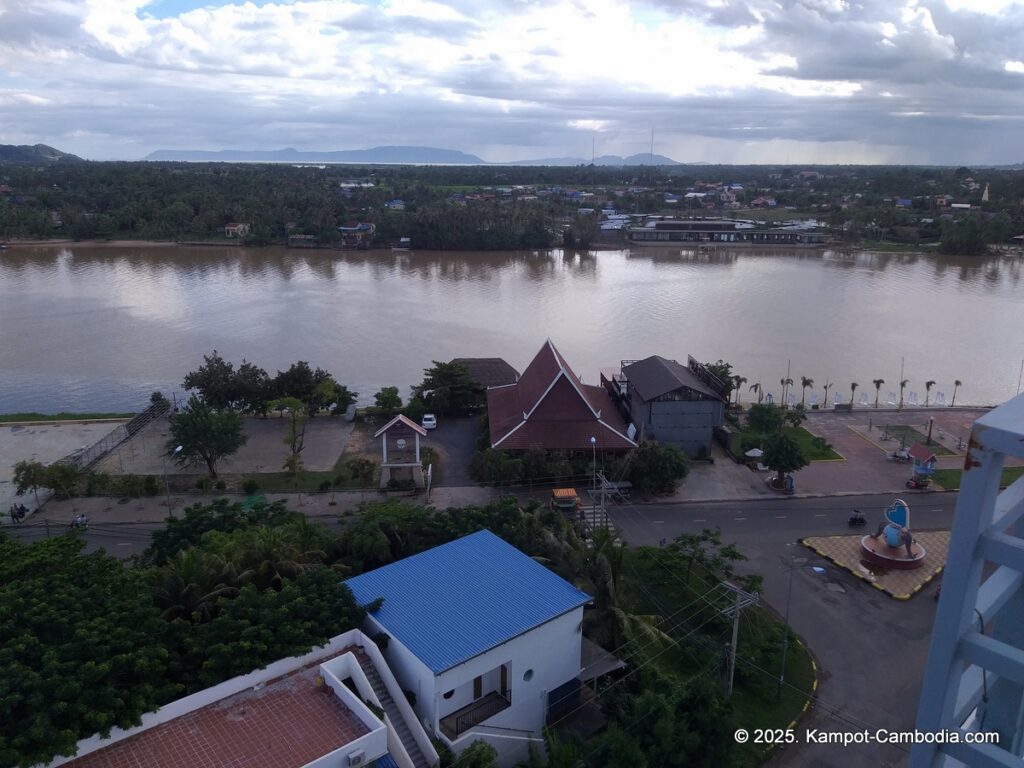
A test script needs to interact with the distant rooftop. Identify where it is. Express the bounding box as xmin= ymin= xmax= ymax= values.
xmin=345 ymin=530 xmax=591 ymax=674
xmin=450 ymin=357 xmax=520 ymax=388
xmin=63 ymin=651 xmax=369 ymax=768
